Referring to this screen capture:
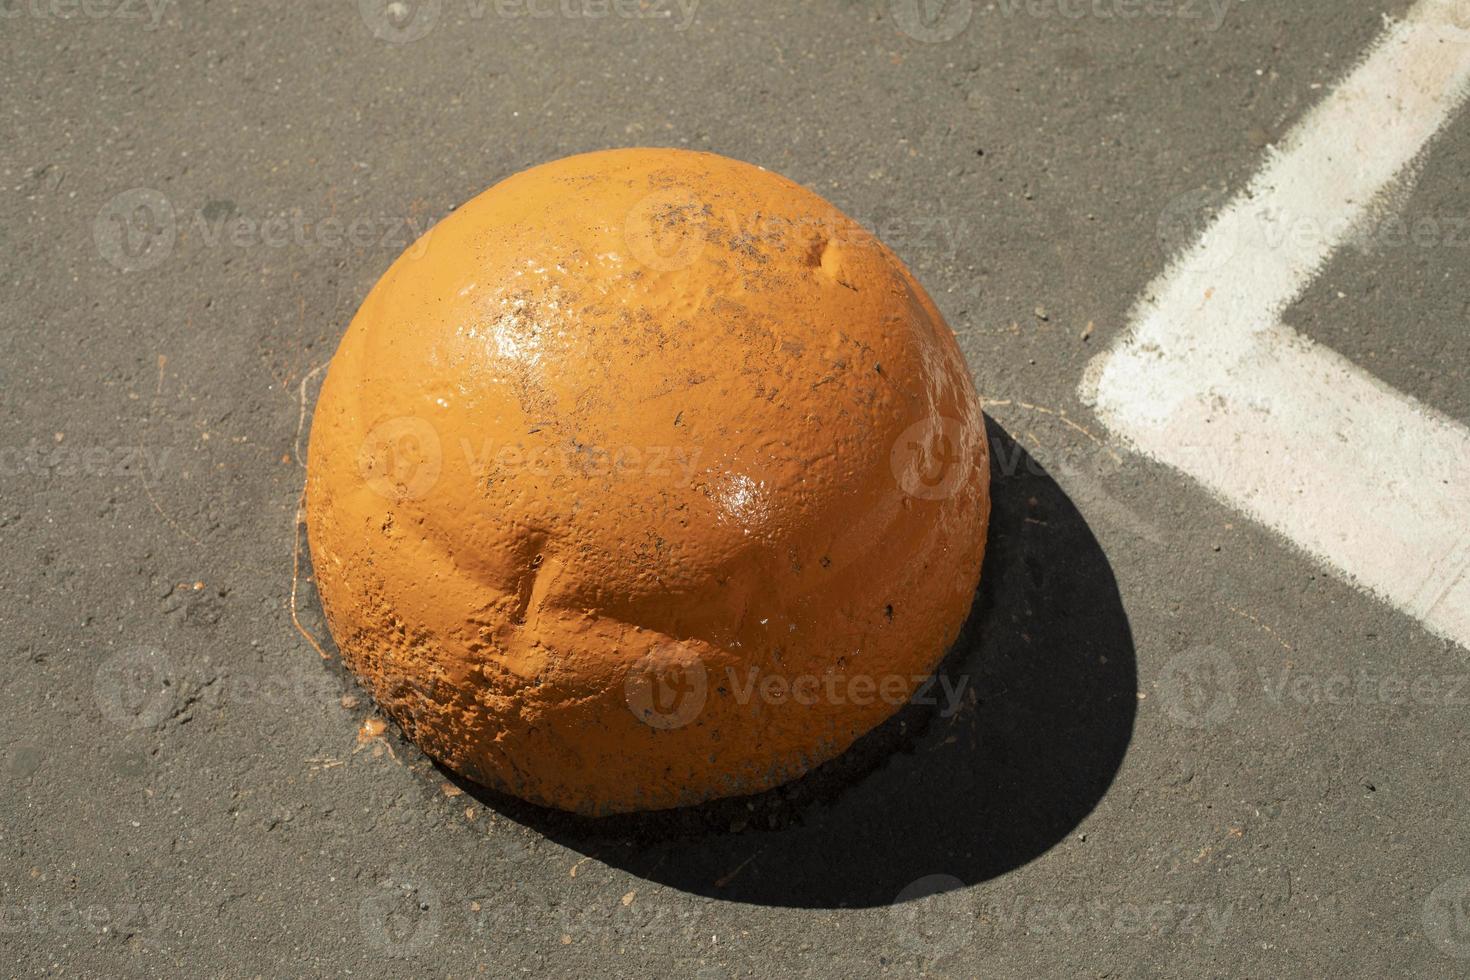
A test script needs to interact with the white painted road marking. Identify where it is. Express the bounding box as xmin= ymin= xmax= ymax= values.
xmin=1083 ymin=0 xmax=1470 ymax=650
